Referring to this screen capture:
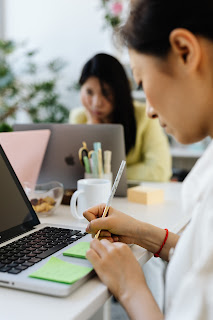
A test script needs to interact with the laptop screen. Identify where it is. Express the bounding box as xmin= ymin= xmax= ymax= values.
xmin=0 ymin=145 xmax=40 ymax=244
